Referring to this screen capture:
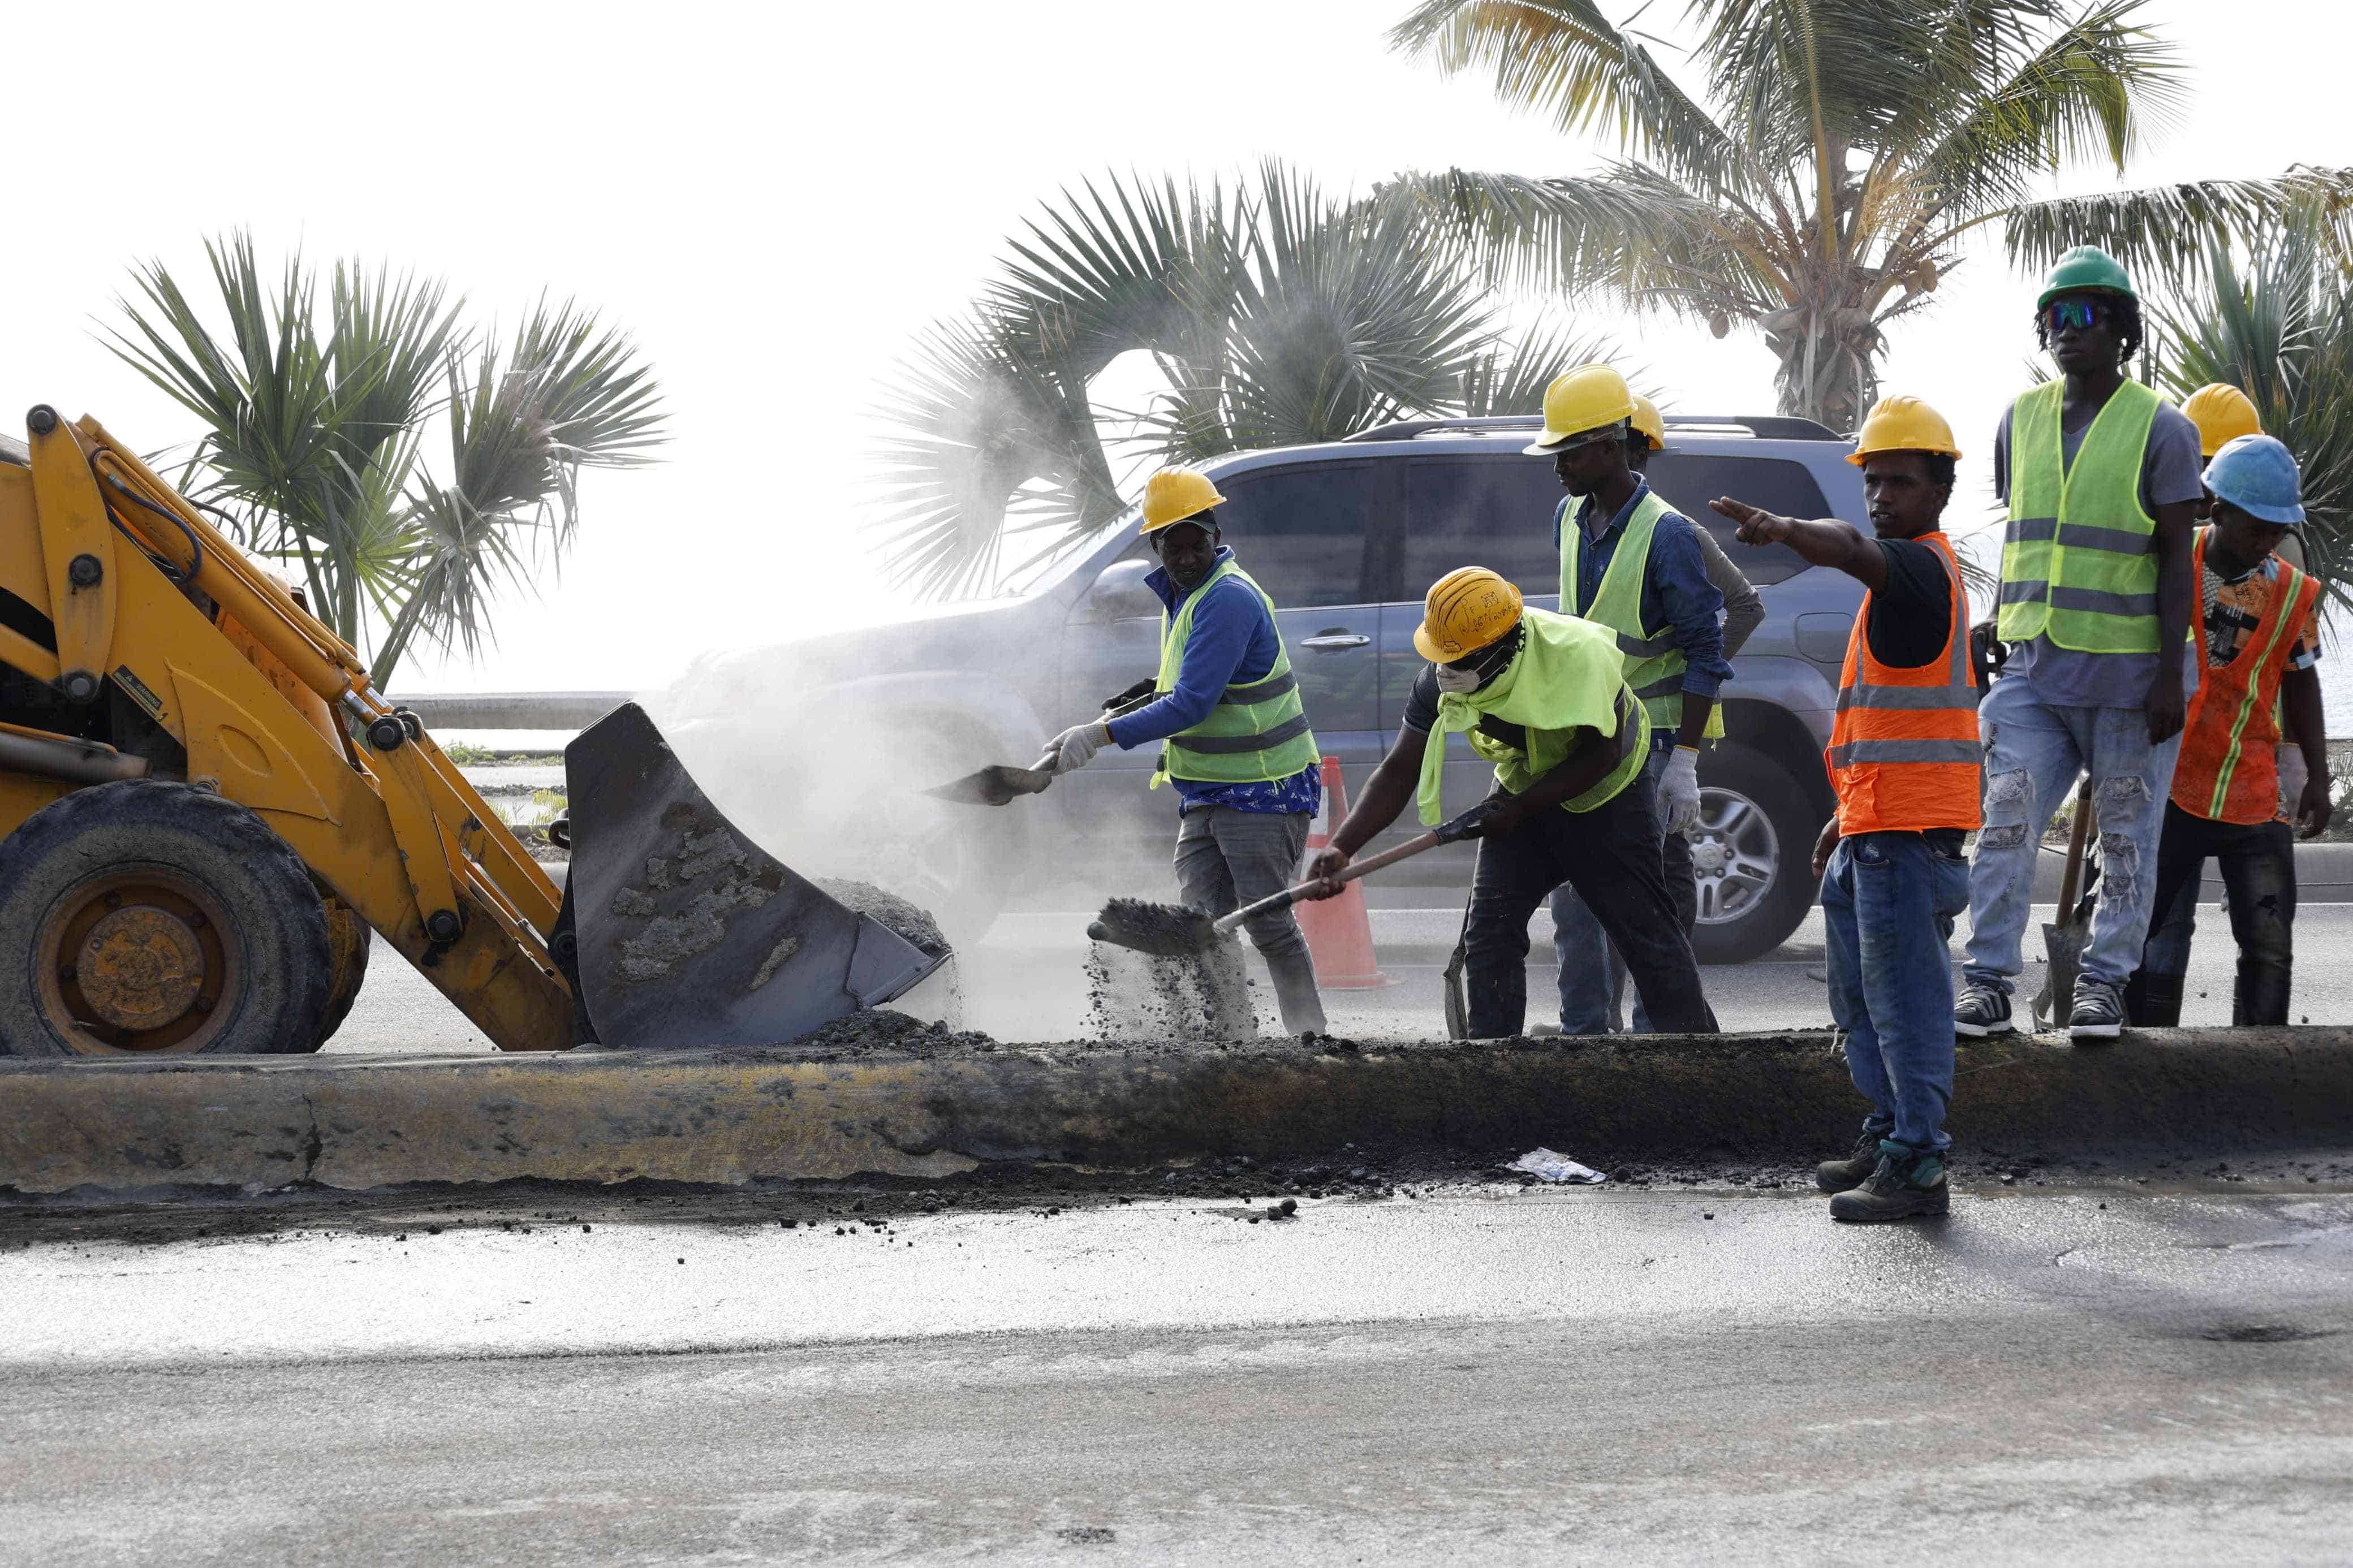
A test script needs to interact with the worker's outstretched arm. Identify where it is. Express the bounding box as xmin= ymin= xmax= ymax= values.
xmin=1706 ymin=498 xmax=1885 ymax=591
xmin=2283 ymin=664 xmax=2333 ymax=839
xmin=1323 ymin=721 xmax=1430 ymax=862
